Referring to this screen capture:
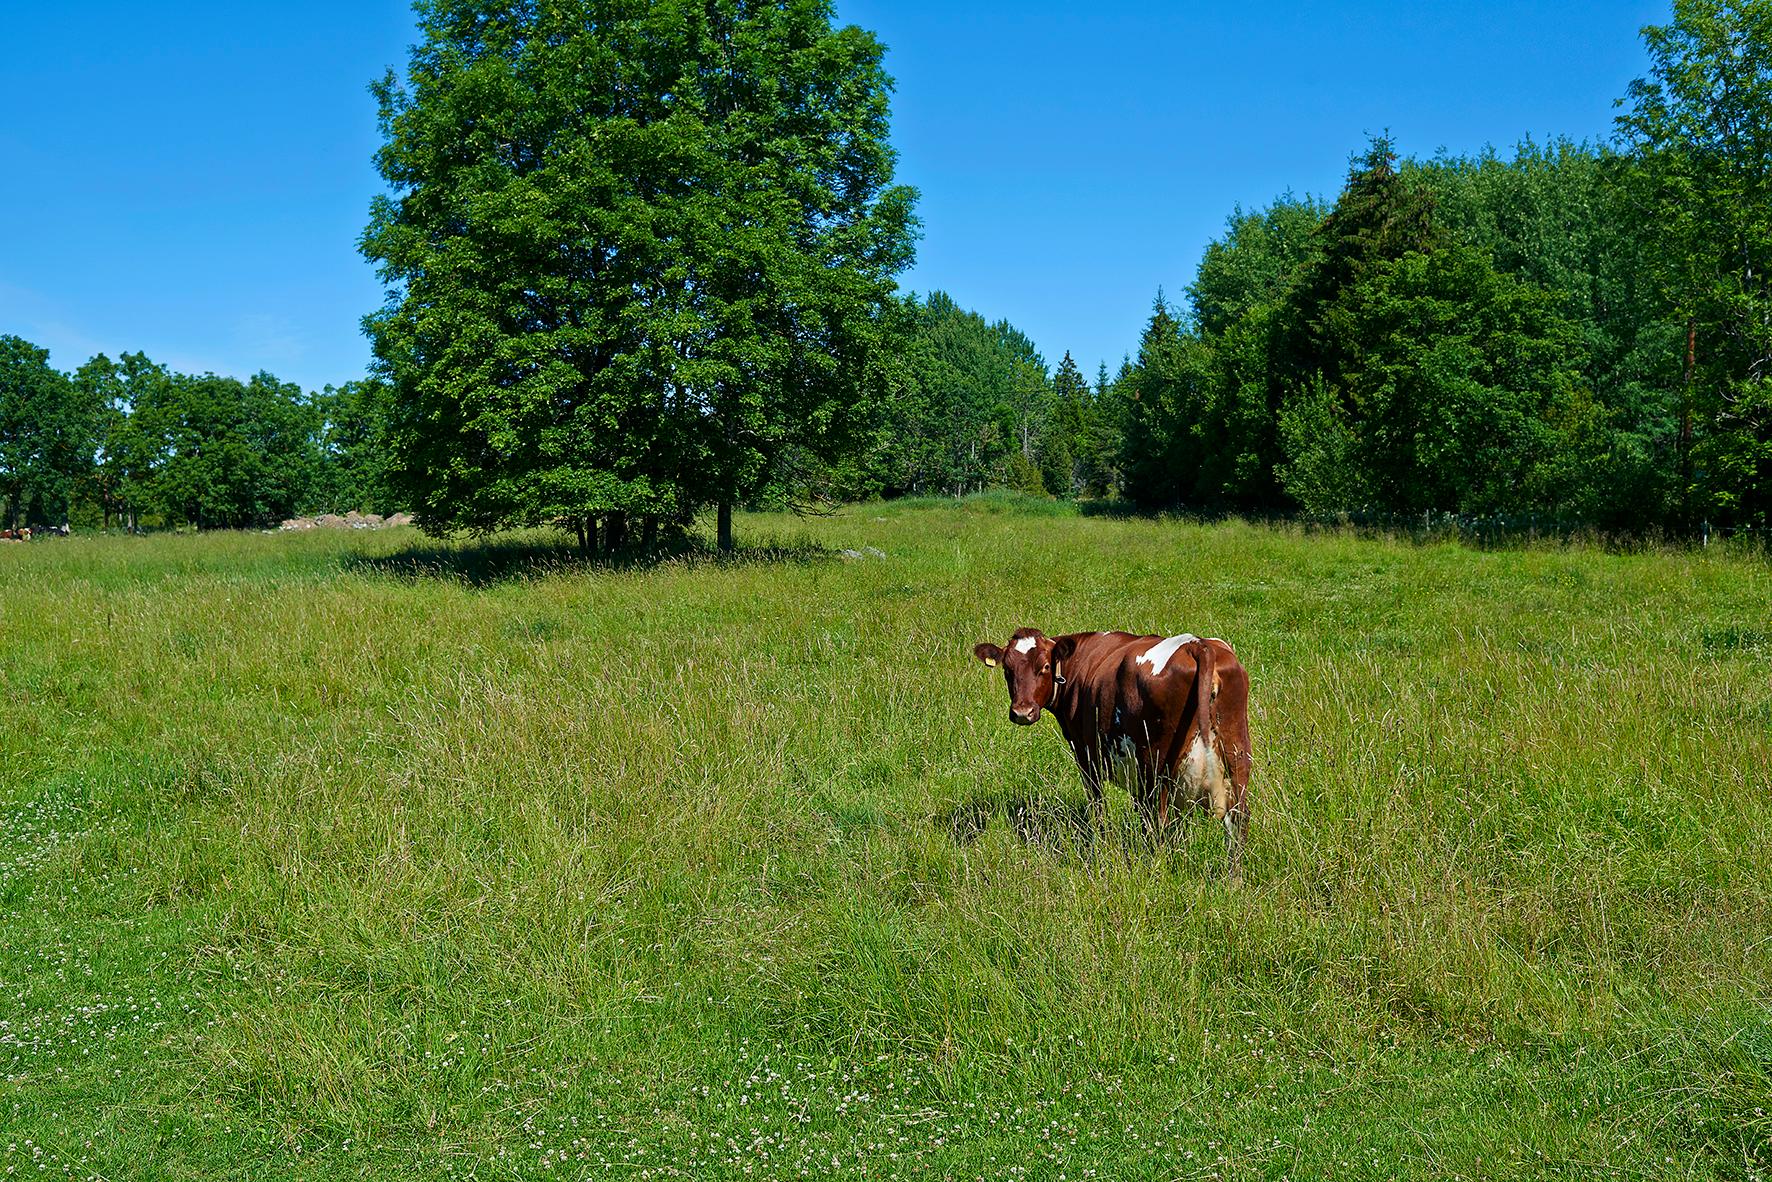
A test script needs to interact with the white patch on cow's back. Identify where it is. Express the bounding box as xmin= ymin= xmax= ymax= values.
xmin=1135 ymin=633 xmax=1198 ymax=675
xmin=1012 ymin=636 xmax=1037 ymax=654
